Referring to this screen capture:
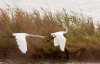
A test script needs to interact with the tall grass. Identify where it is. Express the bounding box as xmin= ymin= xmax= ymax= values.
xmin=0 ymin=8 xmax=100 ymax=60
